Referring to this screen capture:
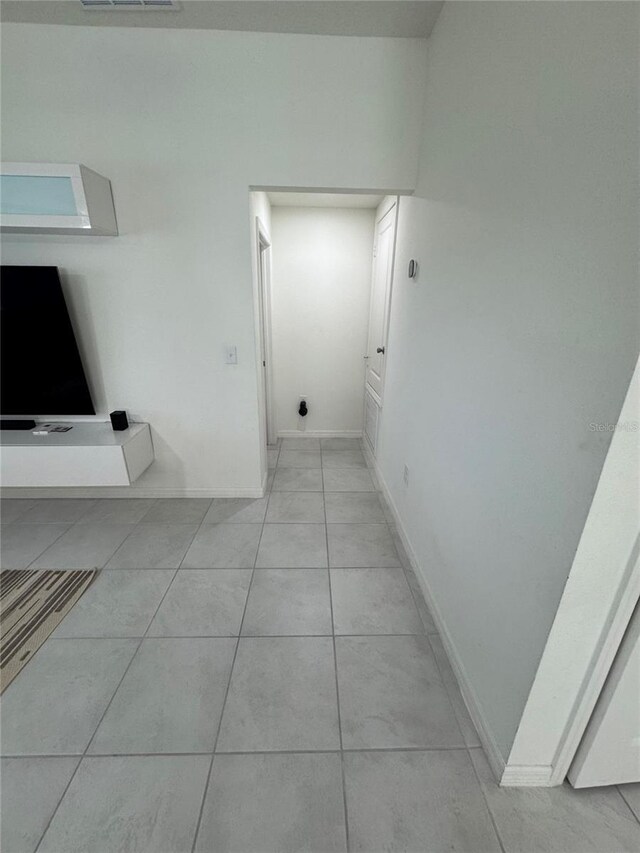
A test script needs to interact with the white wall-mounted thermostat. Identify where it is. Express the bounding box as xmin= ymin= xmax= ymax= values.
xmin=408 ymin=259 xmax=418 ymax=279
